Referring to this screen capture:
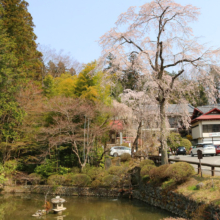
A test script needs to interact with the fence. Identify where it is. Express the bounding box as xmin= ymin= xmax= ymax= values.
xmin=147 ymin=155 xmax=220 ymax=177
